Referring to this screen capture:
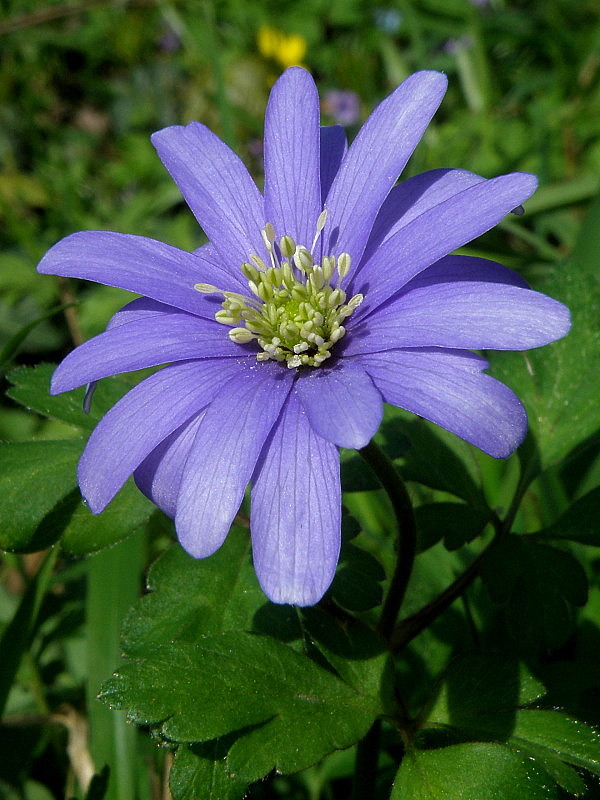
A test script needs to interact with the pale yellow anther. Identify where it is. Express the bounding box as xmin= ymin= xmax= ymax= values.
xmin=194 ymin=282 xmax=219 ymax=294
xmin=322 ymin=257 xmax=334 ymax=282
xmin=280 ymin=235 xmax=296 ymax=258
xmin=211 ymin=219 xmax=363 ymax=368
xmin=250 ymin=254 xmax=267 ymax=271
xmin=294 ymin=247 xmax=314 ymax=272
xmin=264 ymin=223 xmax=276 ymax=244
xmin=337 ymin=253 xmax=352 ymax=279
xmin=242 ymin=263 xmax=260 ymax=282
xmin=228 ymin=327 xmax=255 ymax=343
